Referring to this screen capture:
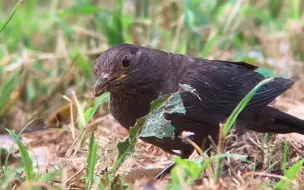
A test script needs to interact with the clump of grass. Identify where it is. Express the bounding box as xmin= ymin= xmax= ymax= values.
xmin=2 ymin=129 xmax=61 ymax=189
xmin=6 ymin=129 xmax=34 ymax=182
xmin=276 ymin=159 xmax=304 ymax=189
